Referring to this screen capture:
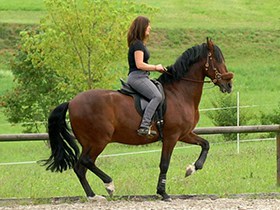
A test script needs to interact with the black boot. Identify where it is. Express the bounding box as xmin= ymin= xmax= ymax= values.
xmin=137 ymin=127 xmax=157 ymax=138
